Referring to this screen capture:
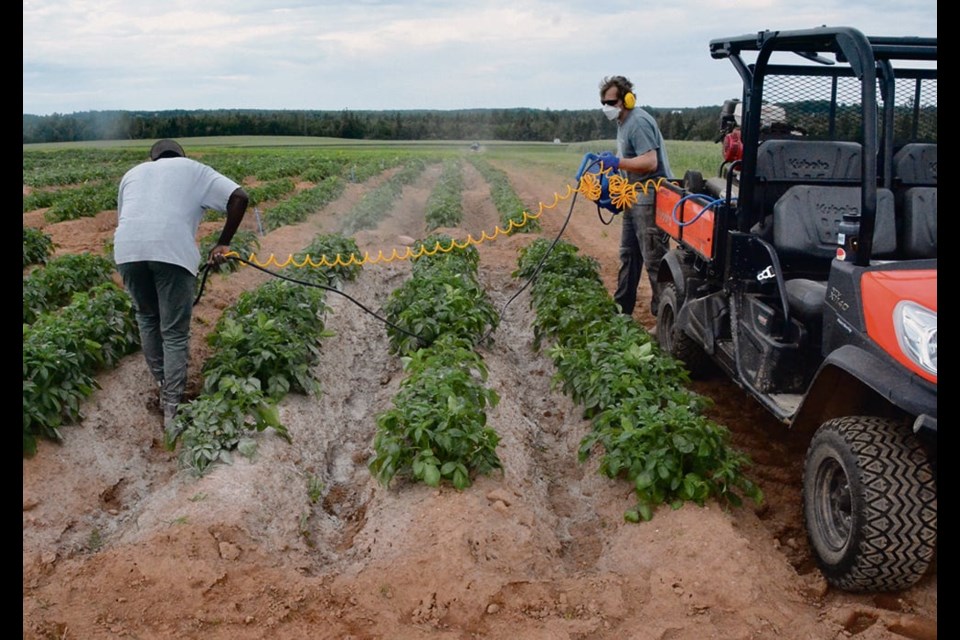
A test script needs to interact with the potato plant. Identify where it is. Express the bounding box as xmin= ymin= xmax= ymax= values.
xmin=383 ymin=234 xmax=495 ymax=356
xmin=261 ymin=176 xmax=345 ymax=231
xmin=176 ymin=279 xmax=332 ymax=474
xmin=424 ymin=159 xmax=464 ymax=229
xmin=291 ymin=233 xmax=364 ymax=285
xmin=370 ymin=336 xmax=501 ymax=490
xmin=43 ymin=182 xmax=119 ymax=223
xmin=23 ymin=253 xmax=116 ymax=324
xmin=516 ymin=238 xmax=762 ymax=521
xmin=340 ymin=158 xmax=428 ymax=235
xmin=23 ymin=227 xmax=55 ymax=268
xmin=23 ymin=283 xmax=140 ymax=455
xmin=371 ymin=232 xmax=502 ymax=489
